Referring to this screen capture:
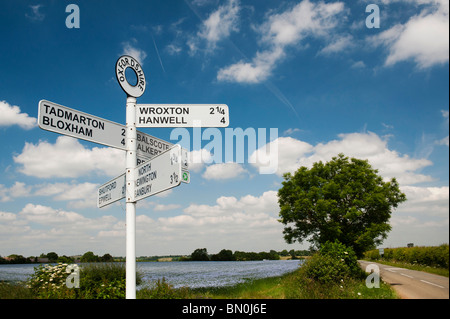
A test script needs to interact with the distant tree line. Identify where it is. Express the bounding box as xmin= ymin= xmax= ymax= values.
xmin=179 ymin=248 xmax=312 ymax=262
xmin=0 ymin=251 xmax=114 ymax=264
